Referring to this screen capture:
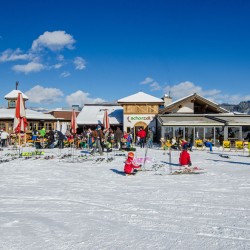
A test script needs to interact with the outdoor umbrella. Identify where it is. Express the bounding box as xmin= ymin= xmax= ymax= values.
xmin=56 ymin=120 xmax=61 ymax=131
xmin=13 ymin=93 xmax=28 ymax=144
xmin=103 ymin=109 xmax=110 ymax=130
xmin=71 ymin=109 xmax=77 ymax=134
xmin=61 ymin=122 xmax=67 ymax=135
